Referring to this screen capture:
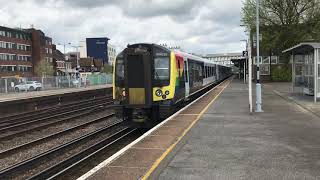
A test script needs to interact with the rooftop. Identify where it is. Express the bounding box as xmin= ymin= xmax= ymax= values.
xmin=283 ymin=42 xmax=320 ymax=53
xmin=203 ymin=52 xmax=242 ymax=57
